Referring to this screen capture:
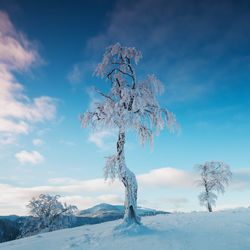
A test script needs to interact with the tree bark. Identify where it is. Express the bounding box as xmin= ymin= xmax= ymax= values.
xmin=204 ymin=181 xmax=213 ymax=212
xmin=207 ymin=202 xmax=212 ymax=212
xmin=117 ymin=129 xmax=141 ymax=225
